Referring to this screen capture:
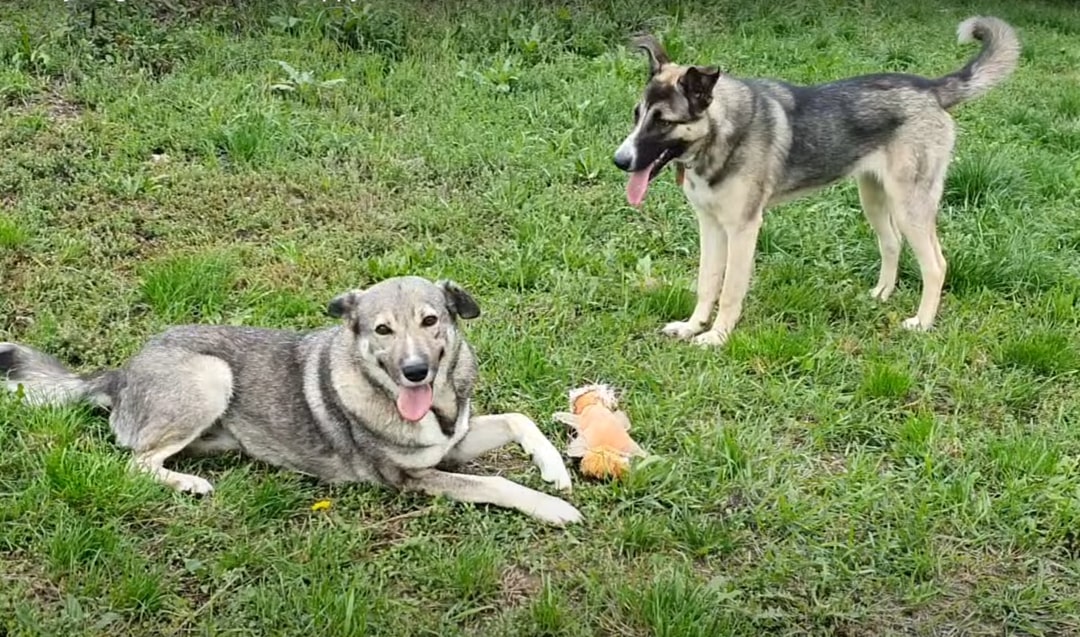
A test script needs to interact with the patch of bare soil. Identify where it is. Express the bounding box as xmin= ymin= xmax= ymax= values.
xmin=15 ymin=83 xmax=83 ymax=125
xmin=0 ymin=550 xmax=63 ymax=608
xmin=499 ymin=565 xmax=541 ymax=608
